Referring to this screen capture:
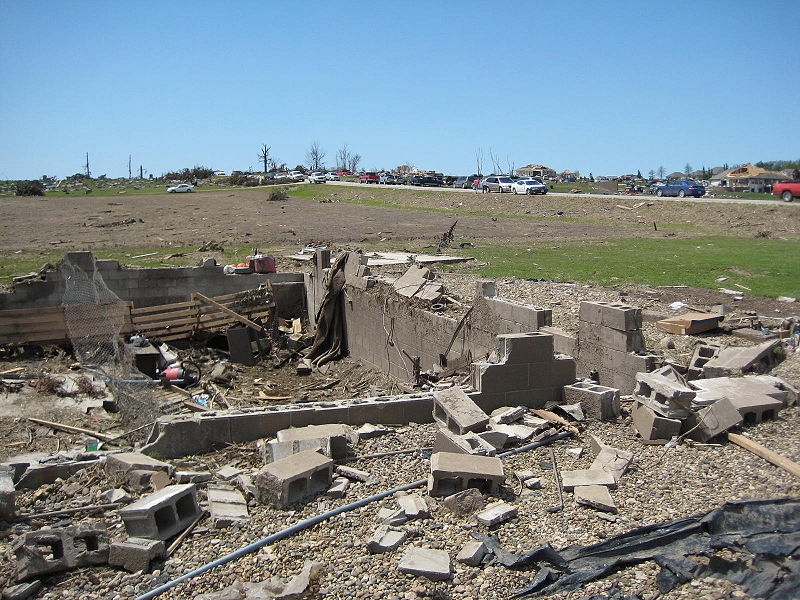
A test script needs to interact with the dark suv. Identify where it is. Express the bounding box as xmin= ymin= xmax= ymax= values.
xmin=656 ymin=180 xmax=705 ymax=198
xmin=453 ymin=175 xmax=480 ymax=189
